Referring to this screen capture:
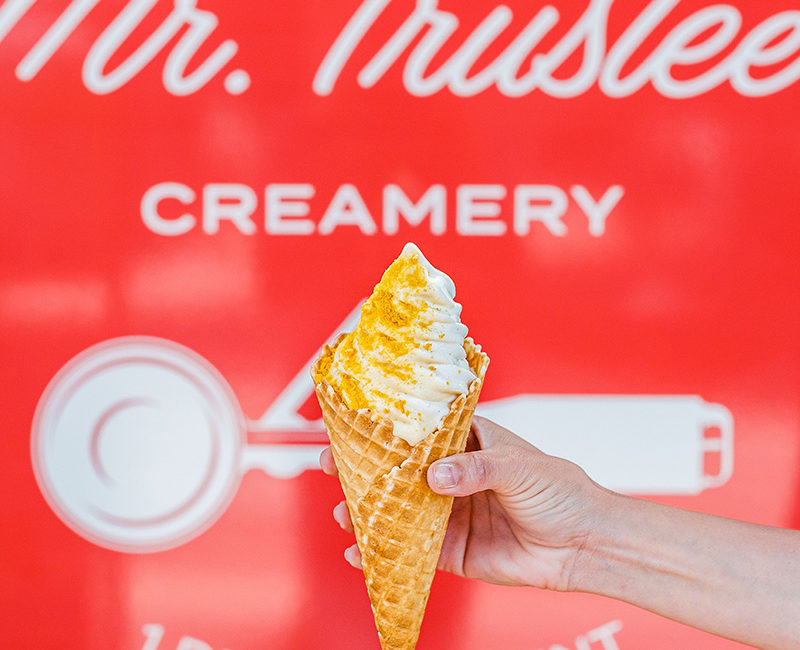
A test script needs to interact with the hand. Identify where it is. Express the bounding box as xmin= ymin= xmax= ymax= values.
xmin=322 ymin=418 xmax=800 ymax=648
xmin=320 ymin=416 xmax=602 ymax=591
